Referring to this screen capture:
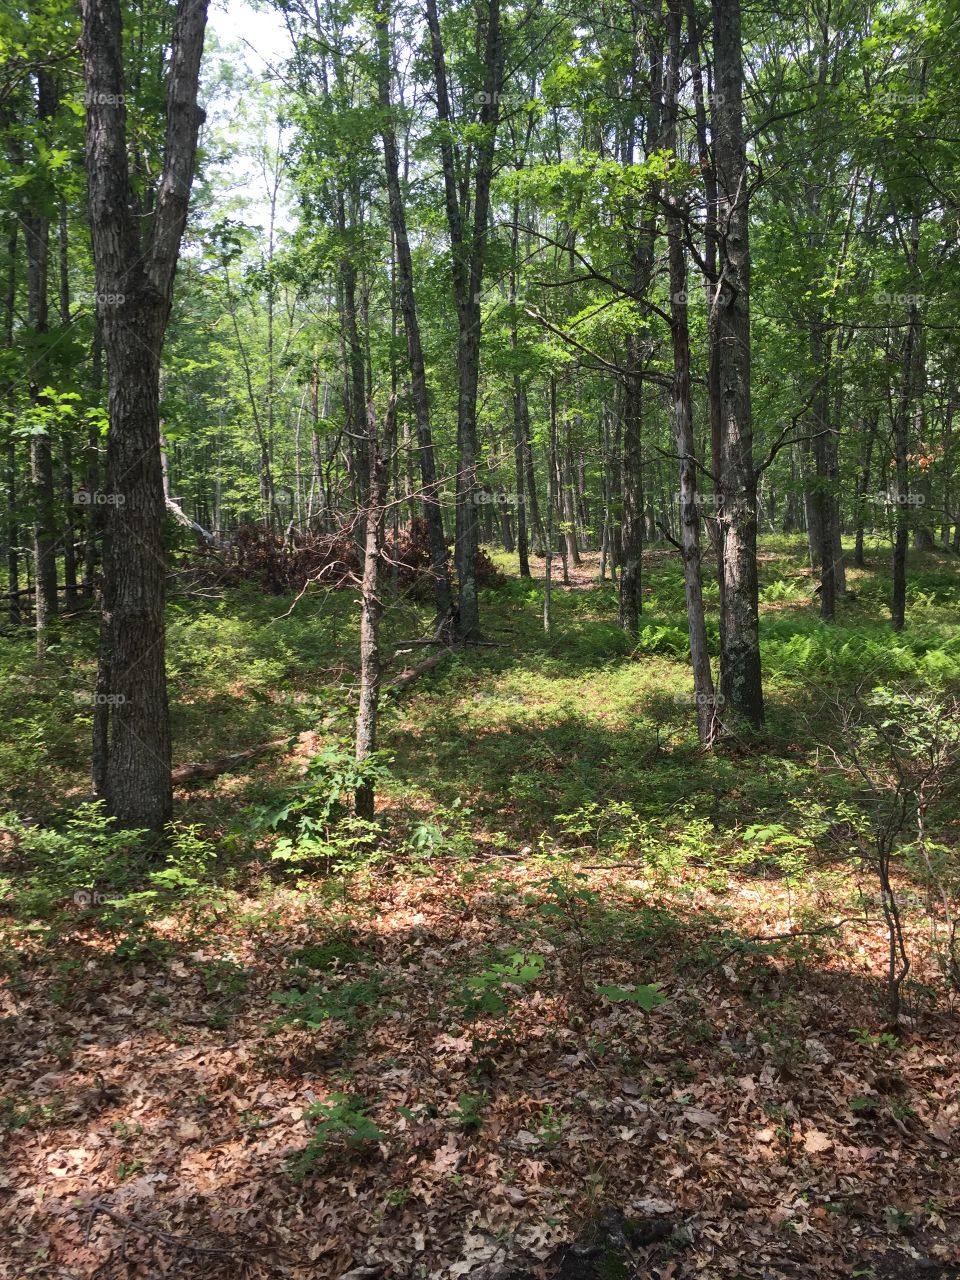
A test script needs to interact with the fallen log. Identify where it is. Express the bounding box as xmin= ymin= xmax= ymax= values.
xmin=388 ymin=647 xmax=453 ymax=694
xmin=172 ymin=737 xmax=291 ymax=784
